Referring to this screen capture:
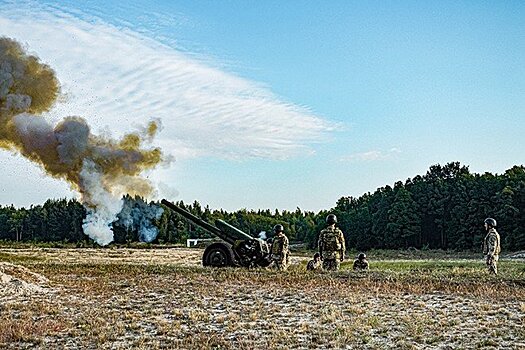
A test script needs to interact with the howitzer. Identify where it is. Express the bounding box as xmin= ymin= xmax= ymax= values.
xmin=161 ymin=199 xmax=271 ymax=268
